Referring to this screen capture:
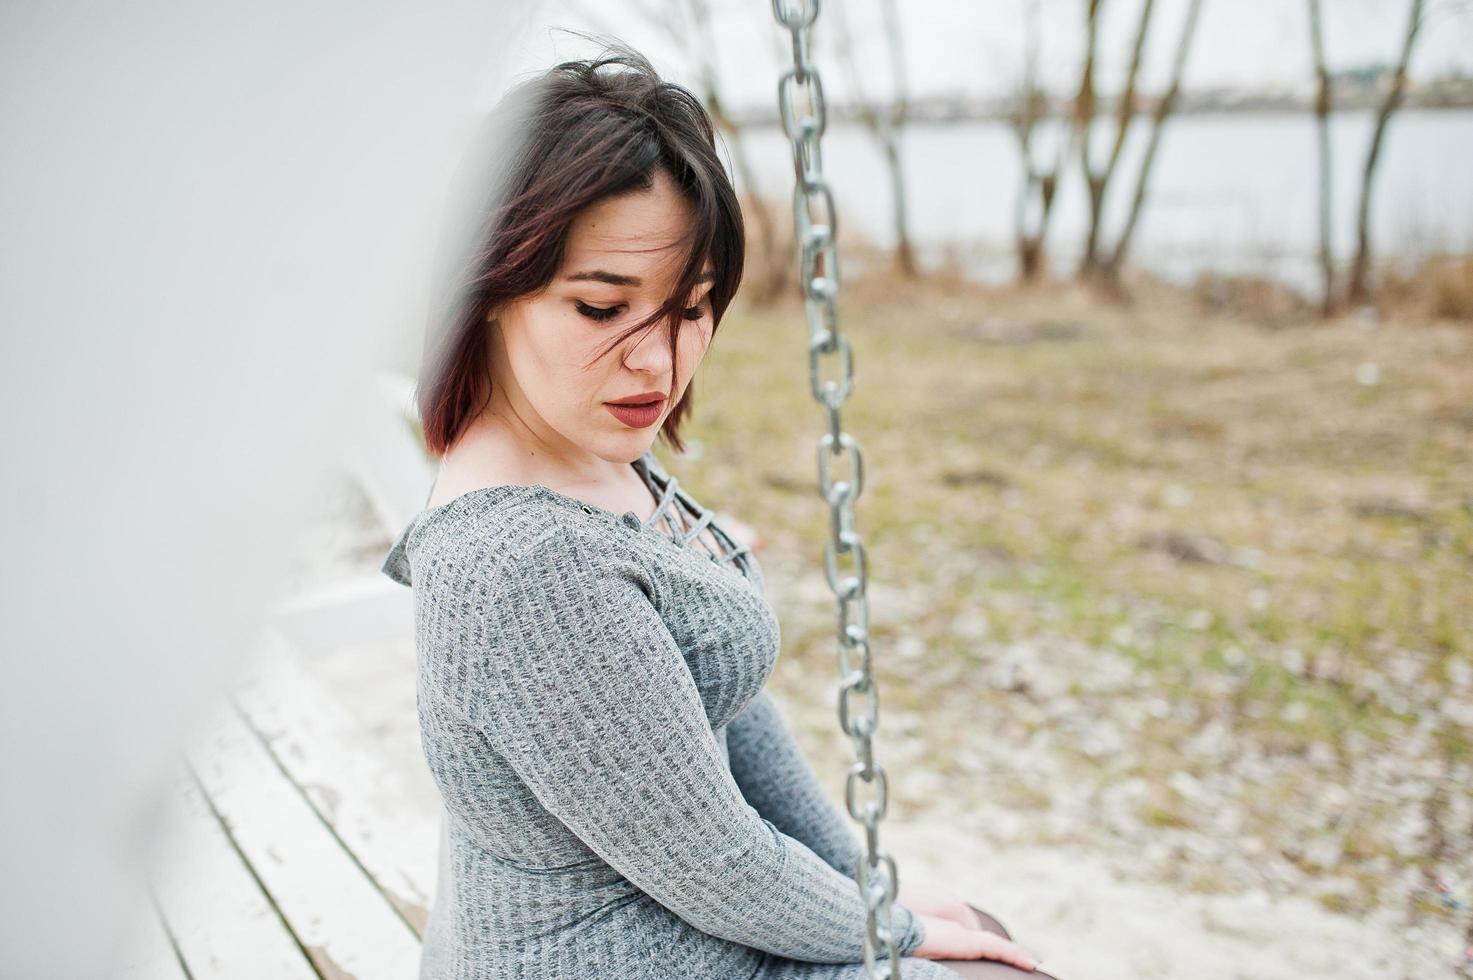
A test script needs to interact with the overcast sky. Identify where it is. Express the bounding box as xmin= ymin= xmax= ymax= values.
xmin=484 ymin=0 xmax=1473 ymax=111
